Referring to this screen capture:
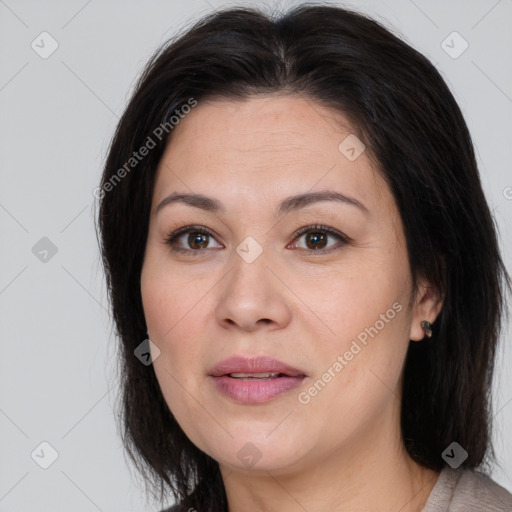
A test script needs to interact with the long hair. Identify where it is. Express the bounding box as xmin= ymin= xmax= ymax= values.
xmin=96 ymin=4 xmax=511 ymax=510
